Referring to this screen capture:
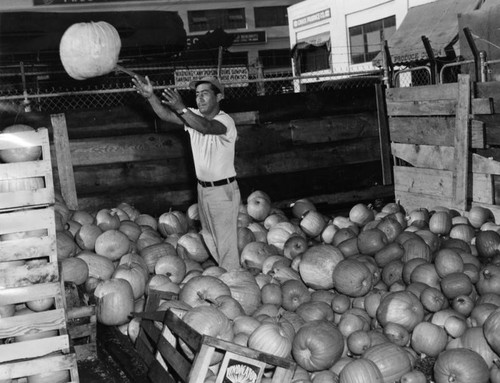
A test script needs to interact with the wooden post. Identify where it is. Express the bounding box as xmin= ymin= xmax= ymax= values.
xmin=51 ymin=113 xmax=78 ymax=210
xmin=375 ymin=83 xmax=393 ymax=186
xmin=217 ymin=46 xmax=223 ymax=79
xmin=453 ymin=74 xmax=471 ymax=211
